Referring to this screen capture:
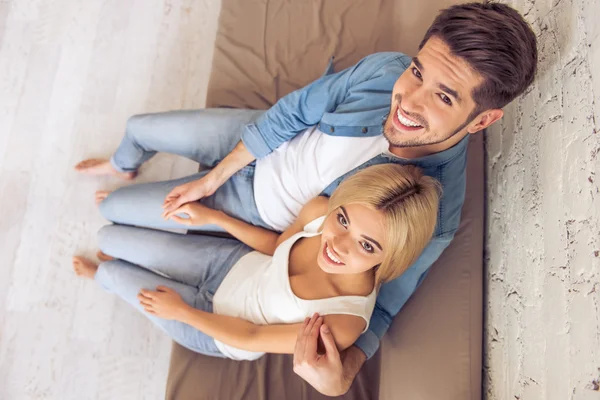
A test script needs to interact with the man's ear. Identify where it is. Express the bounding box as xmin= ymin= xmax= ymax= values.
xmin=467 ymin=109 xmax=504 ymax=134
